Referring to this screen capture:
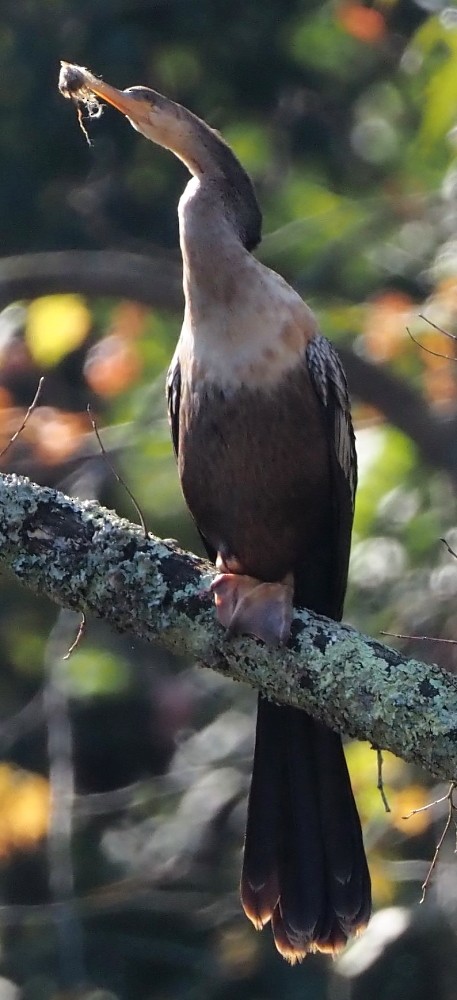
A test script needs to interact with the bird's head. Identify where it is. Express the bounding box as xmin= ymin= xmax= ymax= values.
xmin=59 ymin=63 xmax=262 ymax=248
xmin=87 ymin=80 xmax=183 ymax=147
xmin=78 ymin=76 xmax=211 ymax=176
